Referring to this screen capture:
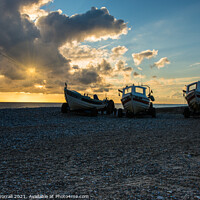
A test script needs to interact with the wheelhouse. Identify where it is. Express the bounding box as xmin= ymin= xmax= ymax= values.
xmin=122 ymin=85 xmax=147 ymax=97
xmin=186 ymin=81 xmax=200 ymax=93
